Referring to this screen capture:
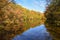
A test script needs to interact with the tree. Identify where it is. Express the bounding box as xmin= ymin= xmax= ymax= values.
xmin=45 ymin=0 xmax=60 ymax=40
xmin=0 ymin=0 xmax=44 ymax=40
